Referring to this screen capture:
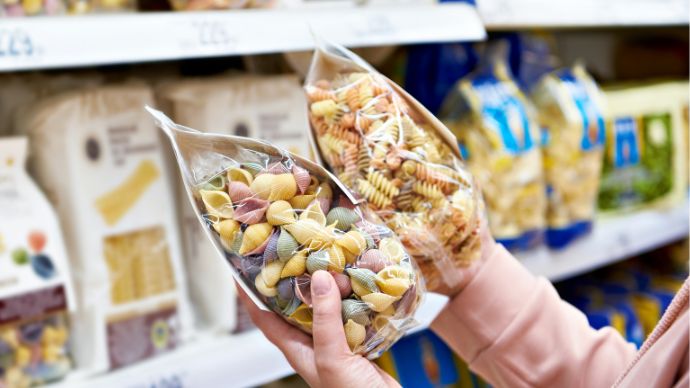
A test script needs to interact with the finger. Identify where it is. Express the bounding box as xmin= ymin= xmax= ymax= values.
xmin=236 ymin=284 xmax=319 ymax=384
xmin=310 ymin=271 xmax=350 ymax=359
